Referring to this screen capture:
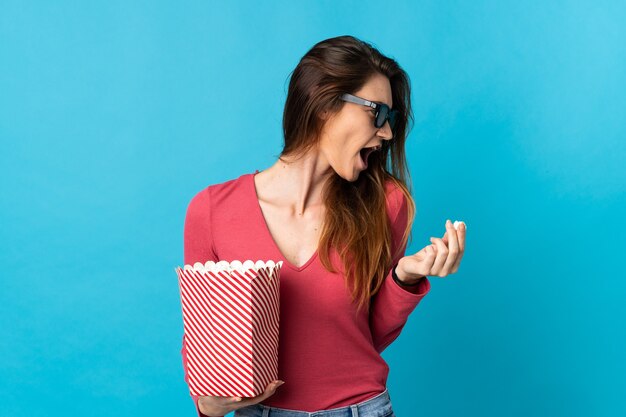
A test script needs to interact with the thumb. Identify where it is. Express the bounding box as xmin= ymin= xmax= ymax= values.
xmin=243 ymin=380 xmax=285 ymax=407
xmin=264 ymin=380 xmax=285 ymax=398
